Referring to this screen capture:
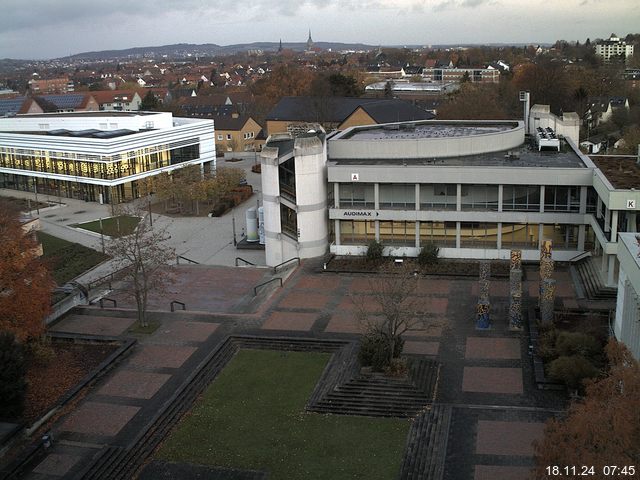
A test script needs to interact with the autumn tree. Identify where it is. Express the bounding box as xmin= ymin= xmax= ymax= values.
xmin=532 ymin=340 xmax=640 ymax=477
xmin=437 ymin=83 xmax=513 ymax=120
xmin=106 ymin=206 xmax=174 ymax=327
xmin=0 ymin=201 xmax=53 ymax=342
xmin=0 ymin=331 xmax=27 ymax=419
